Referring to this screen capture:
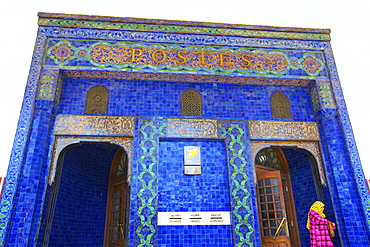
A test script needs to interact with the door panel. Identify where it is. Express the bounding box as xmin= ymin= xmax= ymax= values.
xmin=105 ymin=149 xmax=129 ymax=247
xmin=257 ymin=171 xmax=291 ymax=247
